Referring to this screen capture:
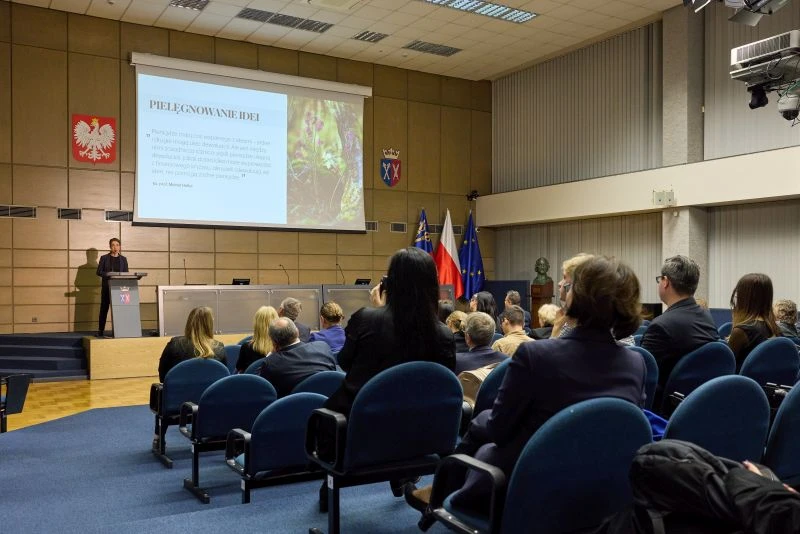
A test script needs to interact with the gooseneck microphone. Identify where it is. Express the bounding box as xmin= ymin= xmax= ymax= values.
xmin=183 ymin=258 xmax=189 ymax=285
xmin=336 ymin=263 xmax=346 ymax=284
xmin=278 ymin=264 xmax=290 ymax=285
